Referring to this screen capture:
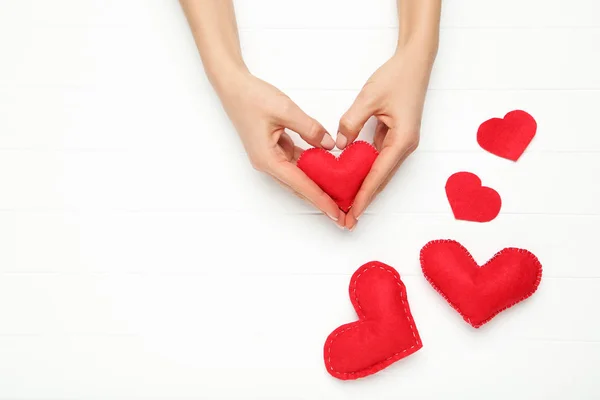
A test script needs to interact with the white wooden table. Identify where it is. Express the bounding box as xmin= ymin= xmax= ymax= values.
xmin=1 ymin=1 xmax=599 ymax=398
